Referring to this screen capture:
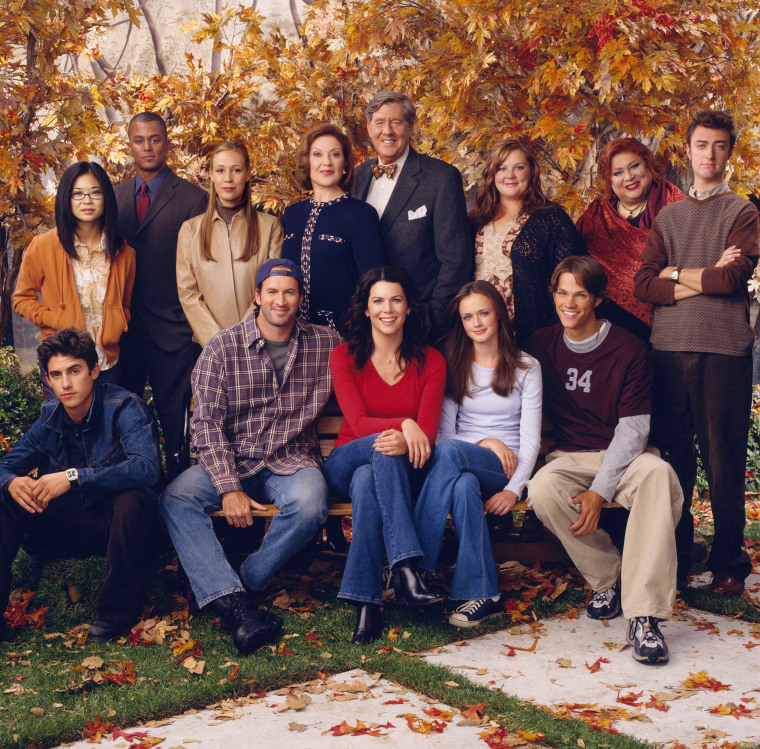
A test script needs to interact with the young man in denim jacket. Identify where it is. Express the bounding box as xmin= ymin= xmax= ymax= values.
xmin=0 ymin=328 xmax=164 ymax=642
